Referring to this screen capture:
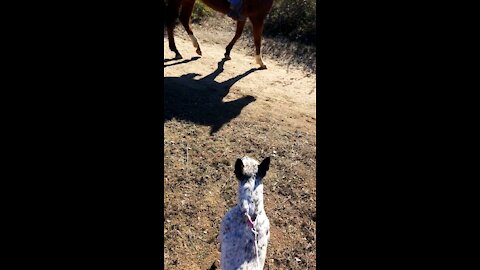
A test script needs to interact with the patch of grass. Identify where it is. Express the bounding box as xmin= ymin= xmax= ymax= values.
xmin=240 ymin=32 xmax=316 ymax=74
xmin=191 ymin=2 xmax=214 ymax=23
xmin=164 ymin=118 xmax=317 ymax=269
xmin=265 ymin=0 xmax=316 ymax=45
